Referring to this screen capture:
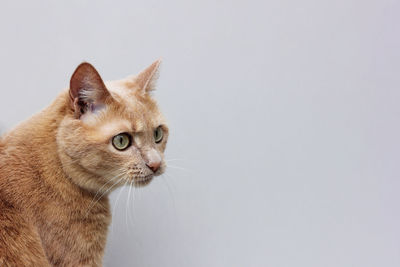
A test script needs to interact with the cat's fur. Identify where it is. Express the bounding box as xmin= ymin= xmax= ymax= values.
xmin=0 ymin=60 xmax=168 ymax=266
